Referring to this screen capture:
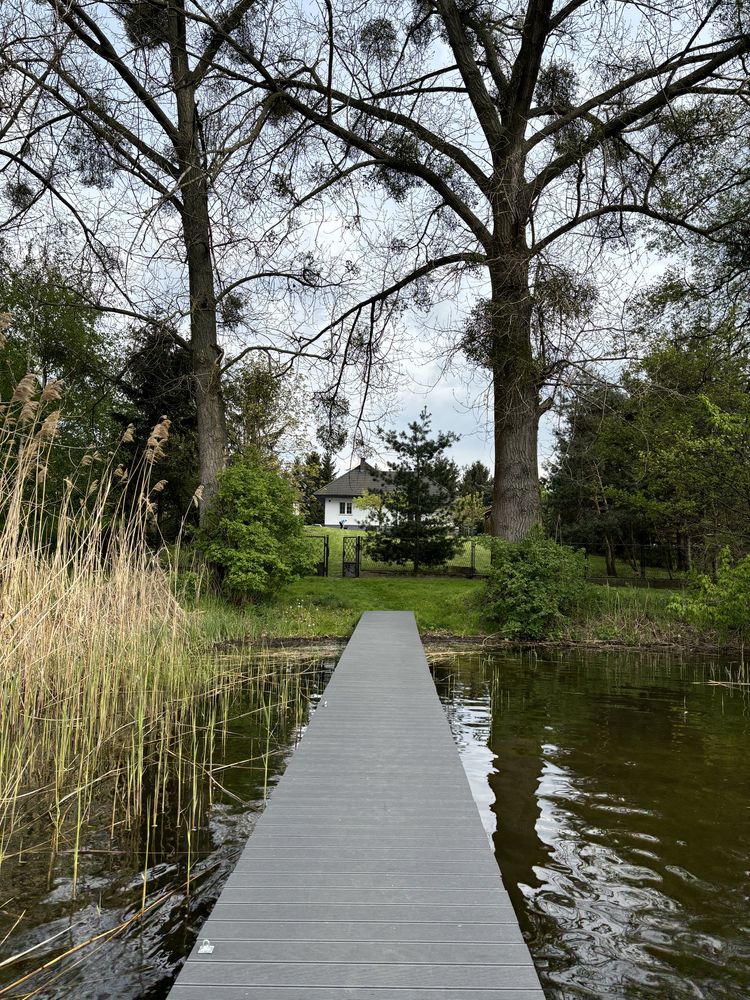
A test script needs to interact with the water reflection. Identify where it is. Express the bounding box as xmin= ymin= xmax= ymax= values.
xmin=0 ymin=654 xmax=334 ymax=999
xmin=432 ymin=651 xmax=750 ymax=1000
